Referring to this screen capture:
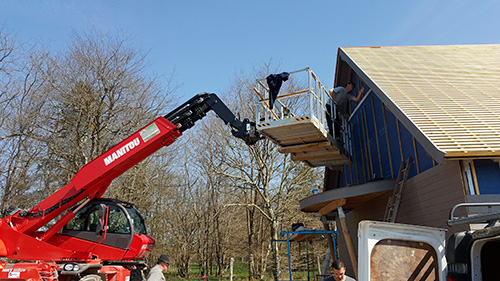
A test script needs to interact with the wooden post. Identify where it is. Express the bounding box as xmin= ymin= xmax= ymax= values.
xmin=321 ymin=215 xmax=336 ymax=265
xmin=317 ymin=256 xmax=321 ymax=276
xmin=319 ymin=198 xmax=346 ymax=265
xmin=230 ymin=257 xmax=234 ymax=281
xmin=337 ymin=206 xmax=358 ymax=281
